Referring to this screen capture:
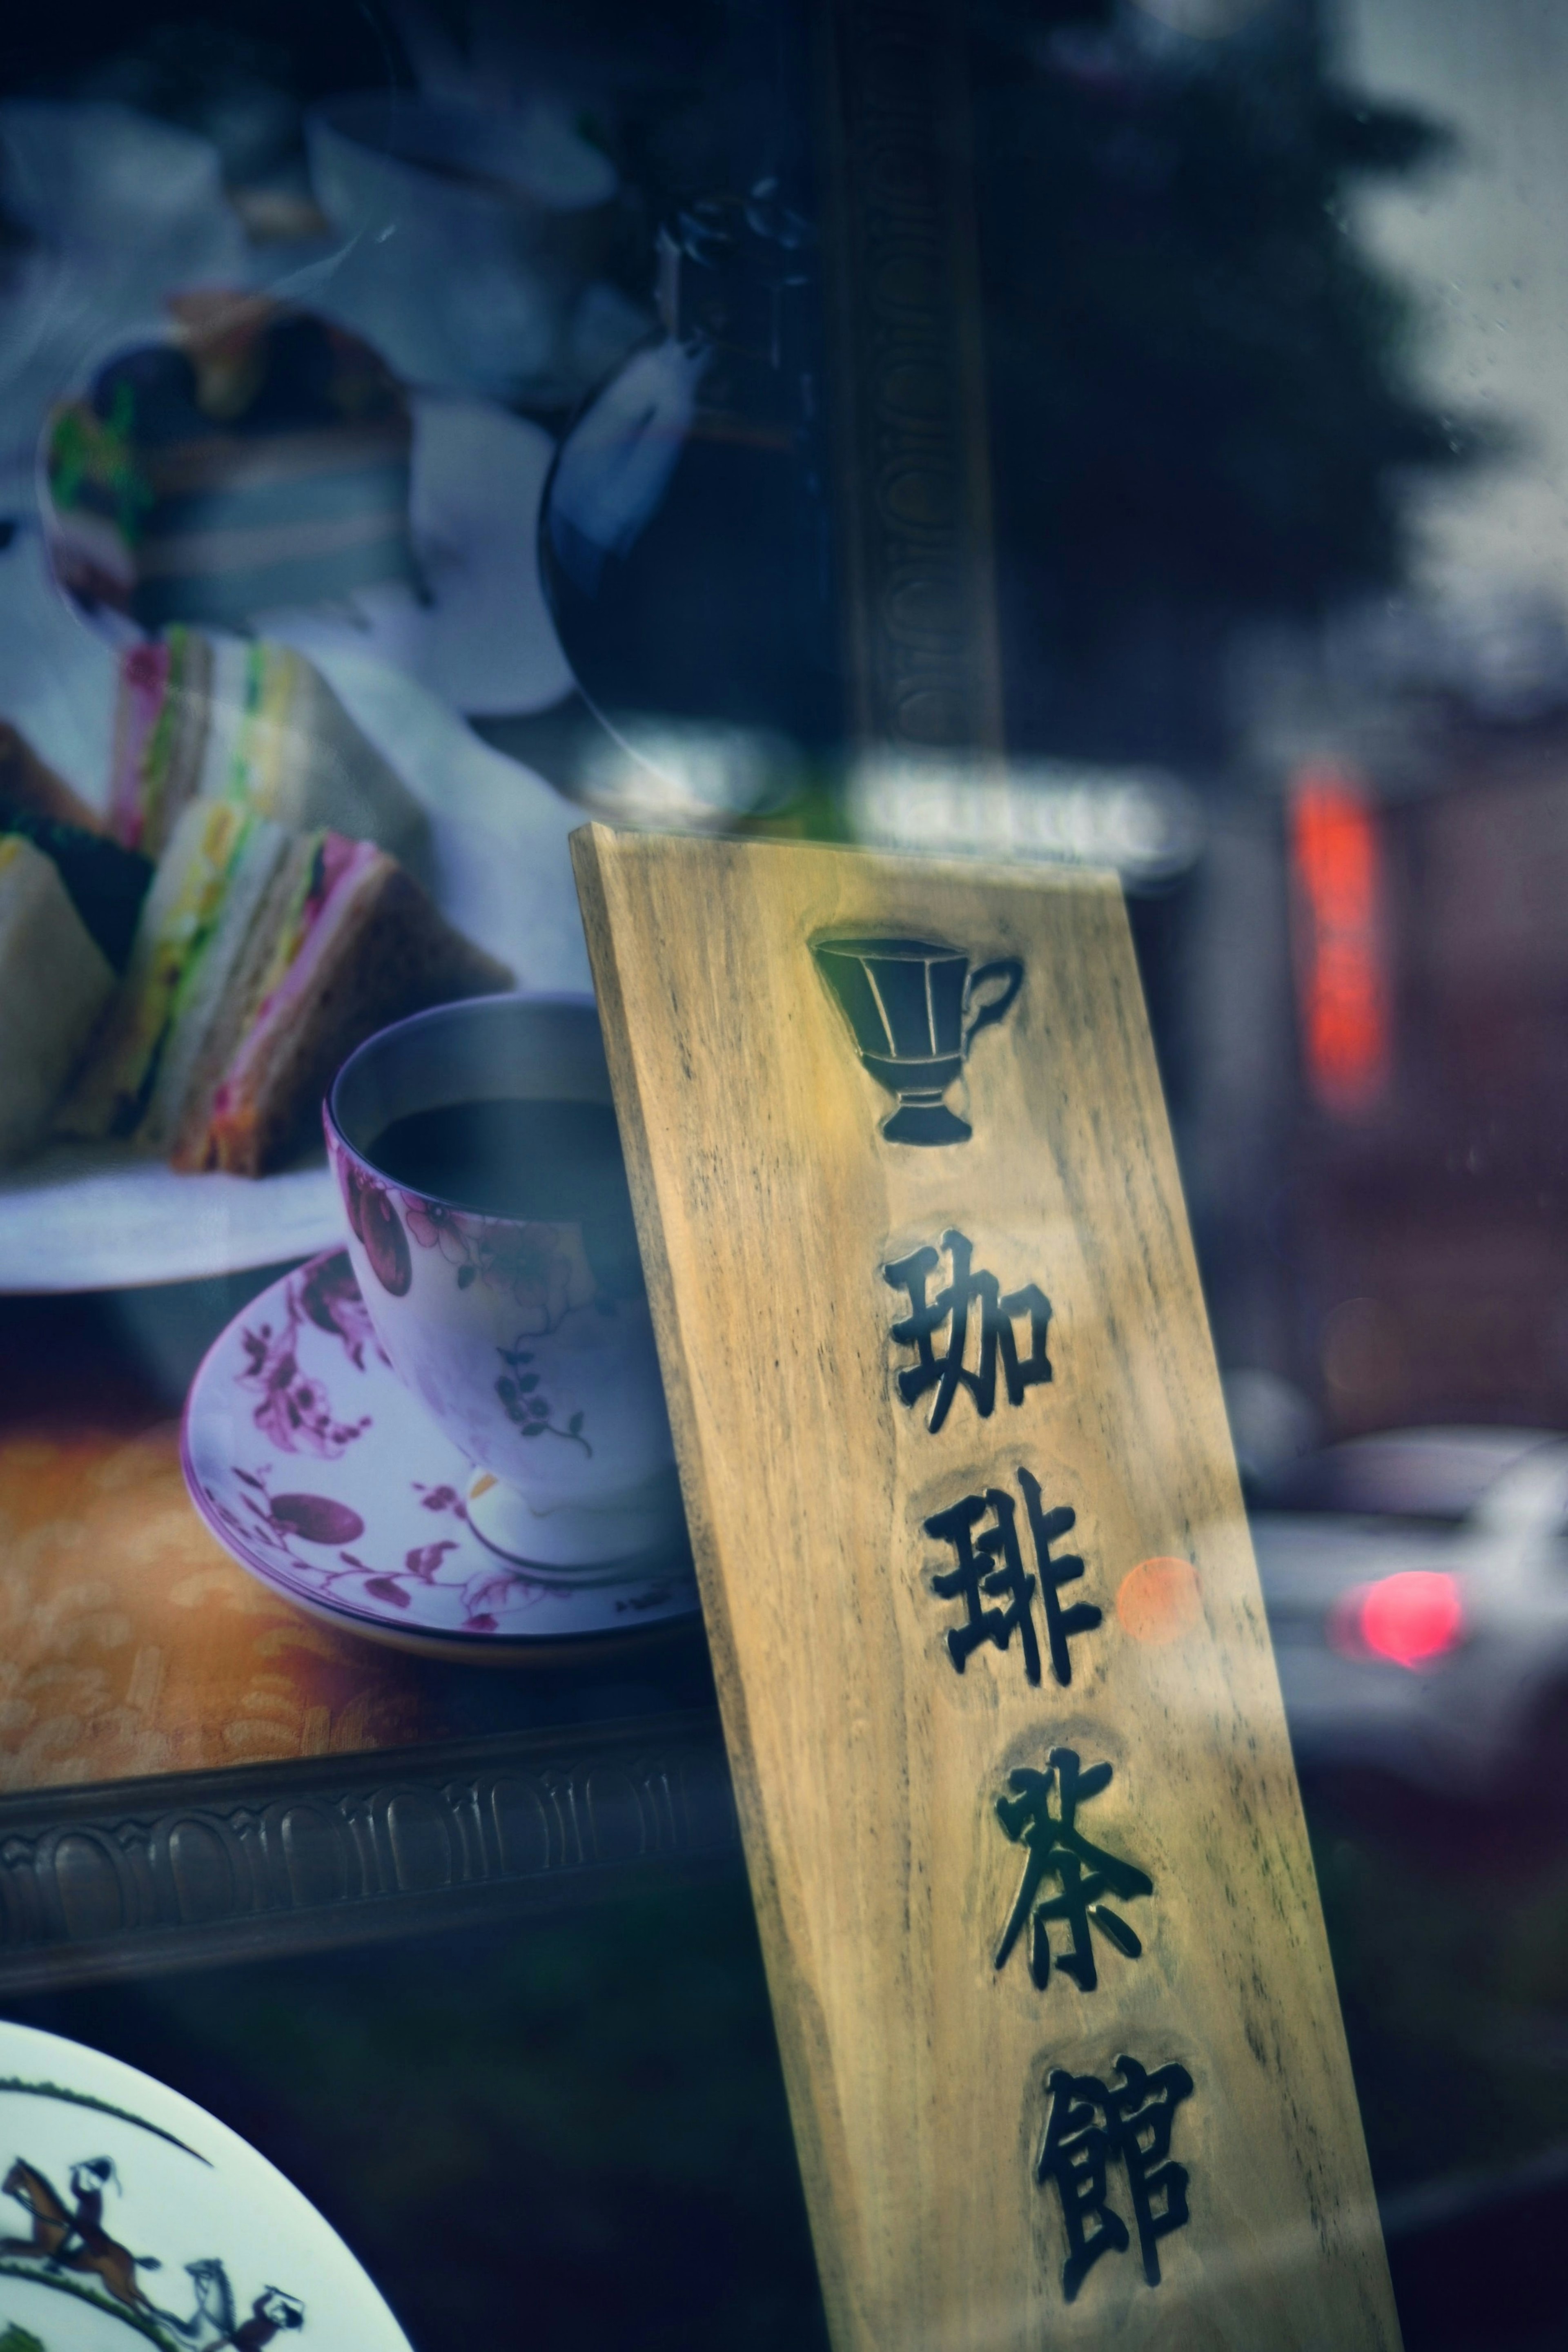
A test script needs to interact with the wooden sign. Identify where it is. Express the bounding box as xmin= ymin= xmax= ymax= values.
xmin=573 ymin=825 xmax=1400 ymax=2352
